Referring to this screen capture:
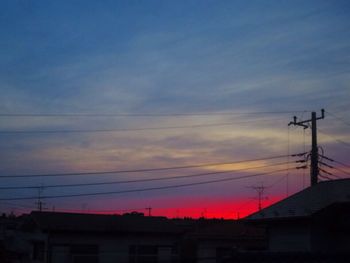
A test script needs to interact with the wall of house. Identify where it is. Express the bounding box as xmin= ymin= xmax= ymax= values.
xmin=196 ymin=239 xmax=239 ymax=263
xmin=48 ymin=232 xmax=179 ymax=263
xmin=268 ymin=224 xmax=311 ymax=252
xmin=310 ymin=215 xmax=350 ymax=253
